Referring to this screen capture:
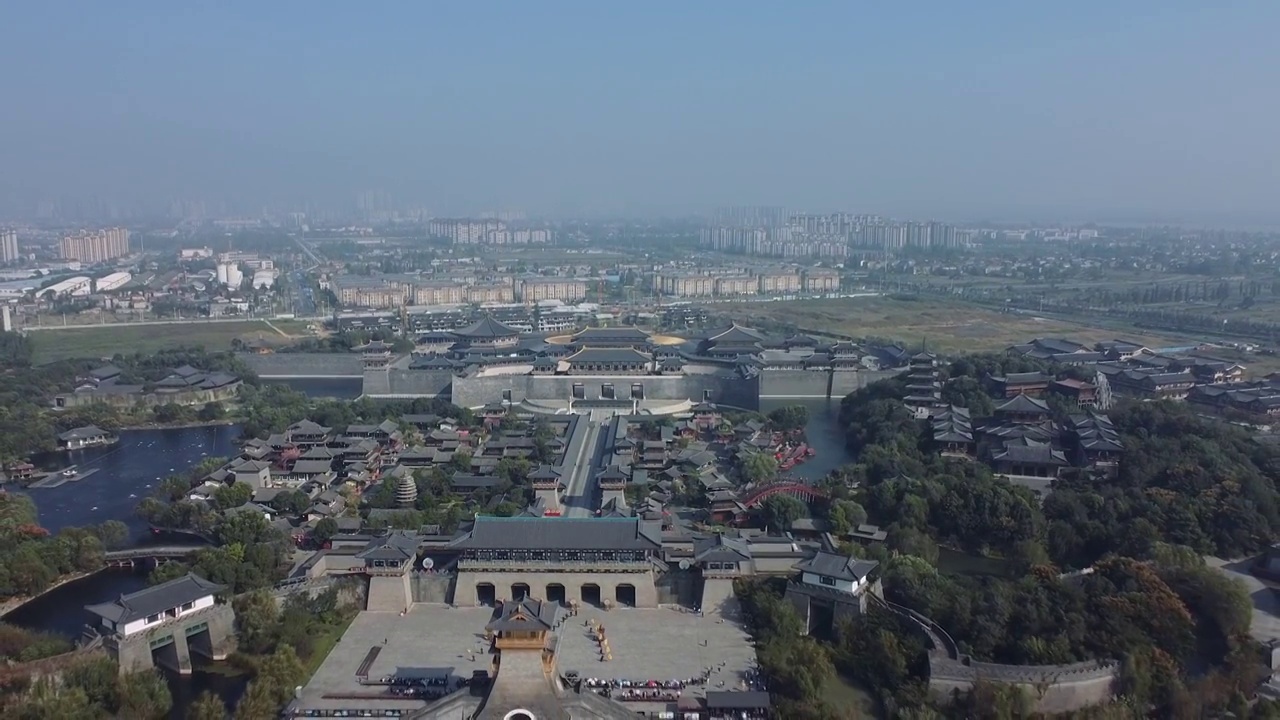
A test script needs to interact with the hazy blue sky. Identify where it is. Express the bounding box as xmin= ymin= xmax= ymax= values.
xmin=3 ymin=1 xmax=1278 ymax=222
